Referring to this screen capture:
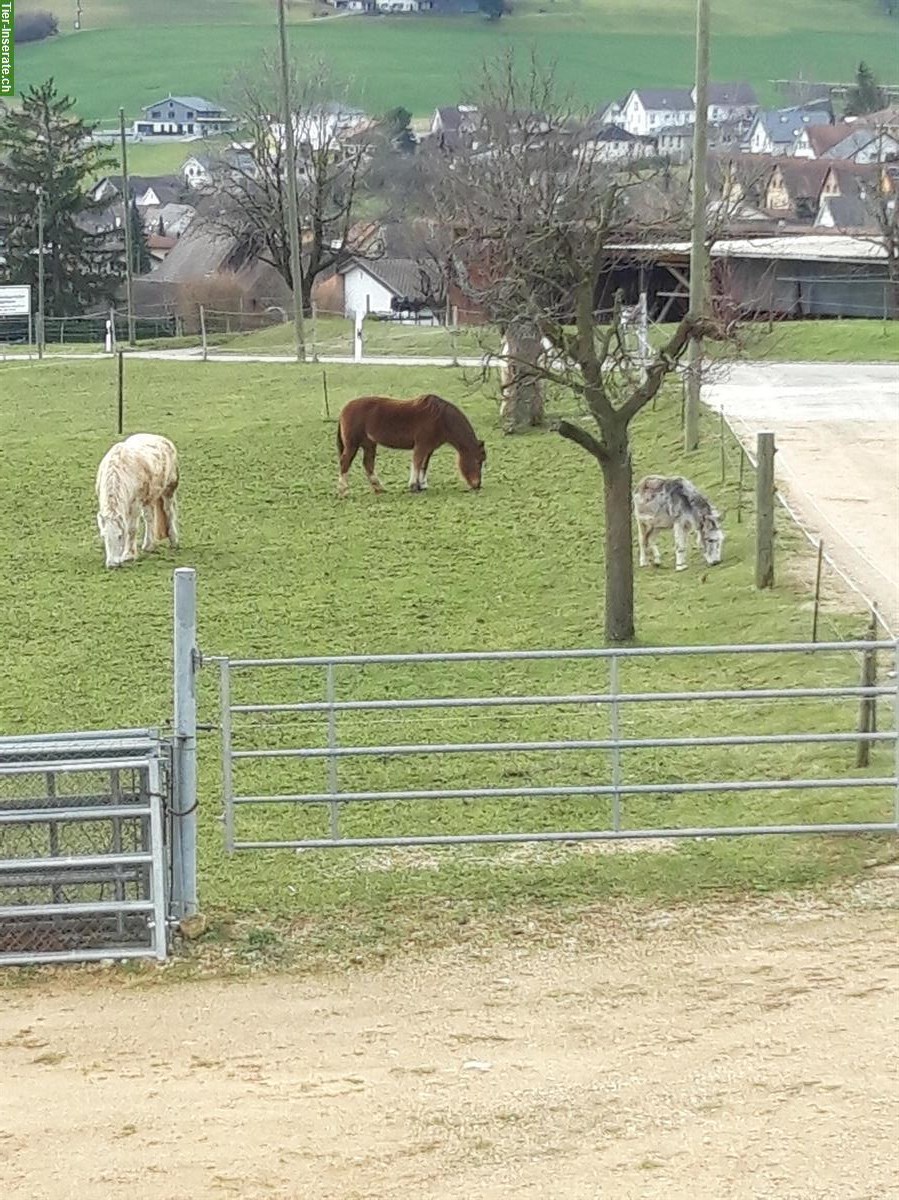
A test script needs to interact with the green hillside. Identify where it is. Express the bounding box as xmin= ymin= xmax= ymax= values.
xmin=11 ymin=0 xmax=899 ymax=122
